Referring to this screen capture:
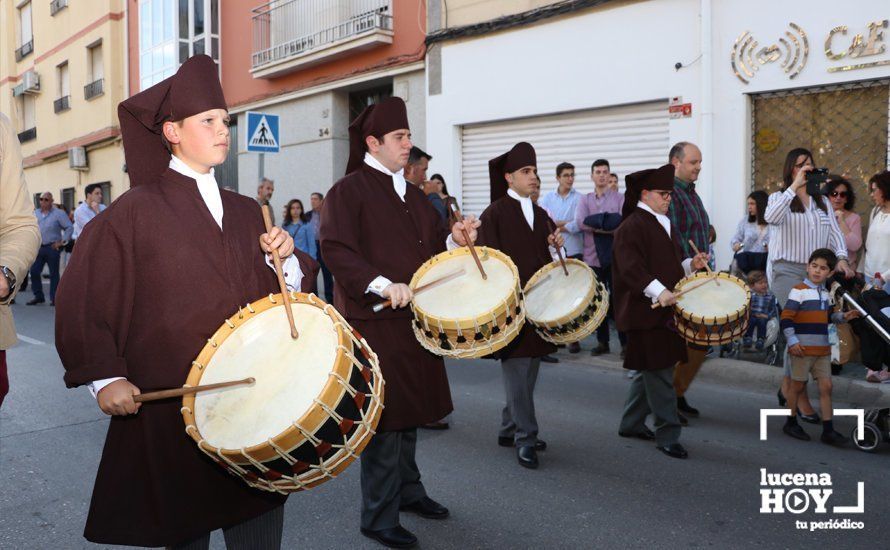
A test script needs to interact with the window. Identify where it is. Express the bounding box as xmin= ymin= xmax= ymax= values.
xmin=61 ymin=188 xmax=76 ymax=213
xmin=139 ymin=0 xmax=219 ymax=91
xmin=20 ymin=94 xmax=36 ymax=131
xmin=348 ymin=85 xmax=393 ymax=122
xmin=55 ymin=62 xmax=70 ymax=112
xmin=85 ymin=43 xmax=104 ymax=99
xmin=16 ymin=1 xmax=34 ymax=61
xmin=99 ymin=182 xmax=112 ymax=205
